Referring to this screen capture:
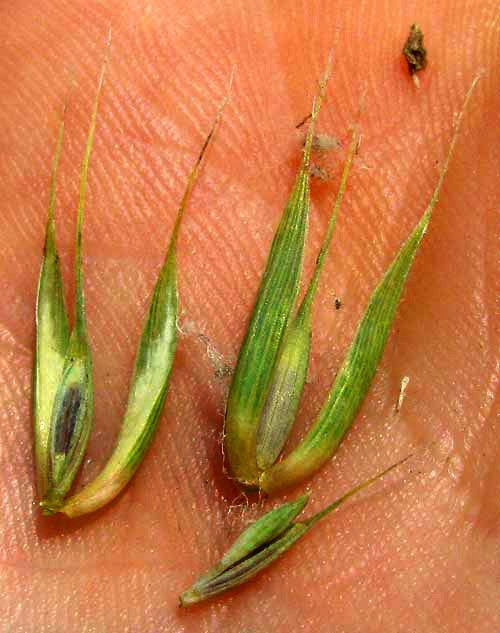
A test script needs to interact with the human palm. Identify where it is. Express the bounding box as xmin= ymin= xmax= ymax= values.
xmin=1 ymin=1 xmax=498 ymax=631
